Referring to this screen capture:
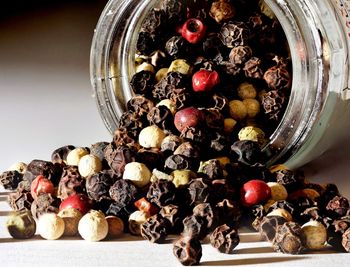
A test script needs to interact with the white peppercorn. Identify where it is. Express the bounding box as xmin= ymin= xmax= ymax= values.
xmin=128 ymin=210 xmax=149 ymax=235
xmin=78 ymin=154 xmax=102 ymax=177
xmin=58 ymin=208 xmax=82 ymax=236
xmin=66 ymin=147 xmax=89 ymax=166
xmin=38 ymin=213 xmax=65 ymax=240
xmin=123 ymin=162 xmax=152 ymax=188
xmin=138 ymin=125 xmax=166 ymax=149
xmin=8 ymin=162 xmax=27 ymax=174
xmin=267 ymin=182 xmax=288 ymax=201
xmin=78 ymin=210 xmax=108 ymax=242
